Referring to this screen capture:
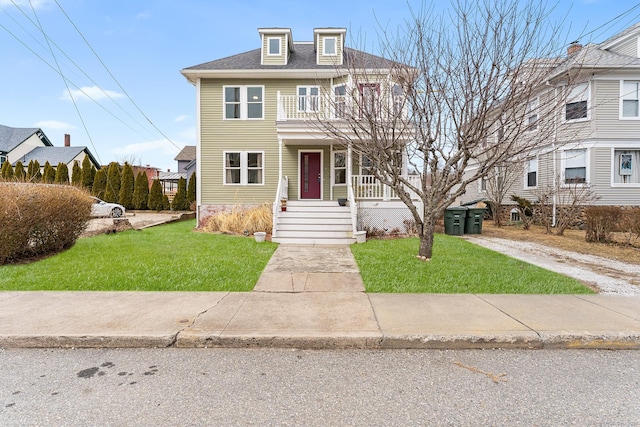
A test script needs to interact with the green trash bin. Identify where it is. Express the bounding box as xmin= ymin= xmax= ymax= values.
xmin=444 ymin=207 xmax=467 ymax=236
xmin=465 ymin=208 xmax=486 ymax=234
